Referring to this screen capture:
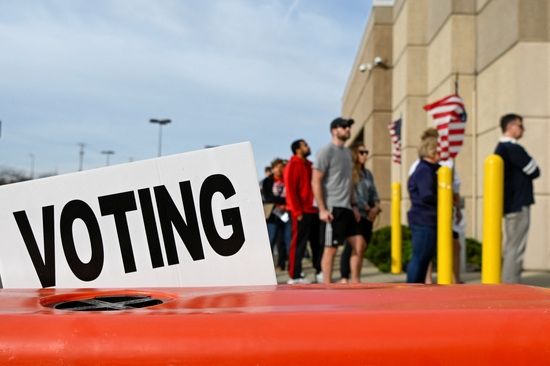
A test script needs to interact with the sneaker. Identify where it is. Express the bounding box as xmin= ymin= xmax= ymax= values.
xmin=315 ymin=272 xmax=324 ymax=283
xmin=287 ymin=277 xmax=311 ymax=285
